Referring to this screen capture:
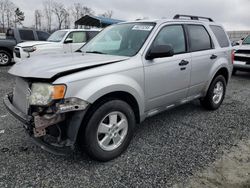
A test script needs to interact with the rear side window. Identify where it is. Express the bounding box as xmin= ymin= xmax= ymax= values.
xmin=37 ymin=31 xmax=50 ymax=41
xmin=87 ymin=31 xmax=99 ymax=41
xmin=210 ymin=25 xmax=229 ymax=47
xmin=153 ymin=25 xmax=186 ymax=54
xmin=186 ymin=25 xmax=212 ymax=52
xmin=19 ymin=30 xmax=35 ymax=40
